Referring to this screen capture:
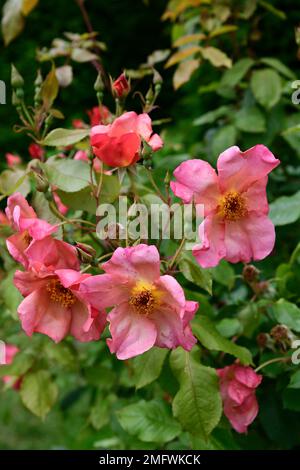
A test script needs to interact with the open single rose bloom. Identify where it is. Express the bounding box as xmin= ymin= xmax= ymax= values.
xmin=171 ymin=145 xmax=280 ymax=267
xmin=217 ymin=364 xmax=262 ymax=434
xmin=14 ymin=259 xmax=106 ymax=344
xmin=91 ymin=111 xmax=163 ymax=167
xmin=5 ymin=193 xmax=57 ymax=267
xmin=79 ymin=244 xmax=198 ymax=359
